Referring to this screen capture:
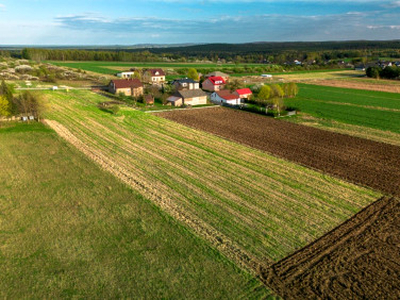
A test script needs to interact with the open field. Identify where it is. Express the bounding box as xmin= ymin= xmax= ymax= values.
xmin=309 ymin=79 xmax=400 ymax=93
xmin=42 ymin=90 xmax=380 ymax=275
xmin=285 ymin=84 xmax=400 ymax=134
xmin=288 ymin=113 xmax=400 ymax=147
xmin=49 ymin=61 xmax=269 ymax=75
xmin=263 ymin=196 xmax=400 ymax=299
xmin=0 ymin=122 xmax=270 ymax=298
xmin=160 ymin=107 xmax=400 ymax=197
xmin=275 ymin=70 xmax=364 ymax=81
